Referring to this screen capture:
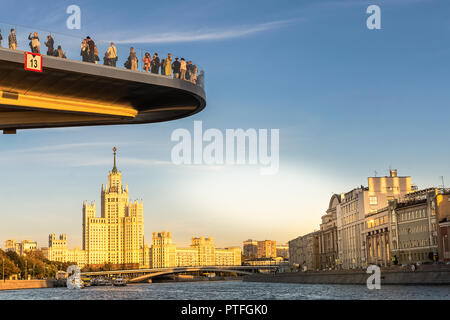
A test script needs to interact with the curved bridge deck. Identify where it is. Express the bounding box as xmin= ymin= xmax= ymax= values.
xmin=0 ymin=48 xmax=206 ymax=132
